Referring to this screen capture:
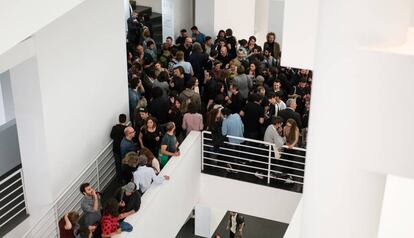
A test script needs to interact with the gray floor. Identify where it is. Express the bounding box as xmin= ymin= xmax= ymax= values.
xmin=176 ymin=211 xmax=289 ymax=238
